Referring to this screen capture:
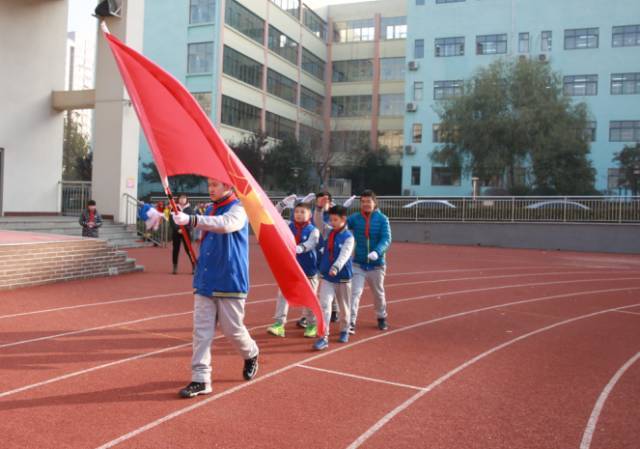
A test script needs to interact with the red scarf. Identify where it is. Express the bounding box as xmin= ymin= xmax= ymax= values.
xmin=361 ymin=211 xmax=372 ymax=240
xmin=328 ymin=224 xmax=346 ymax=264
xmin=293 ymin=221 xmax=310 ymax=244
xmin=200 ymin=193 xmax=237 ymax=242
xmin=88 ymin=210 xmax=95 ymax=224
